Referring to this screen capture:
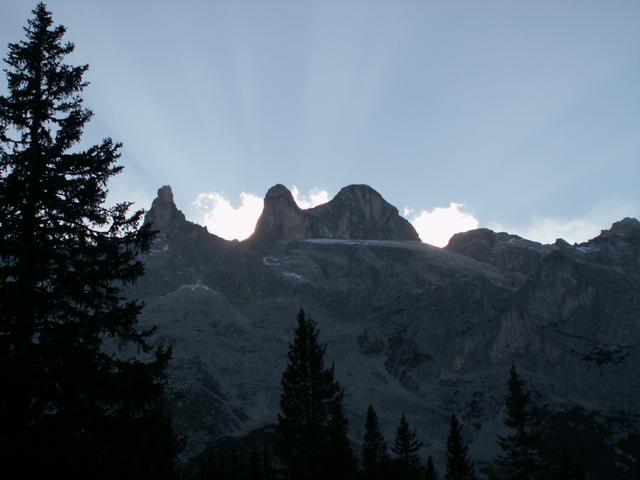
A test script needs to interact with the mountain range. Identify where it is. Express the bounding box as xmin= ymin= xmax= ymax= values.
xmin=131 ymin=184 xmax=640 ymax=477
